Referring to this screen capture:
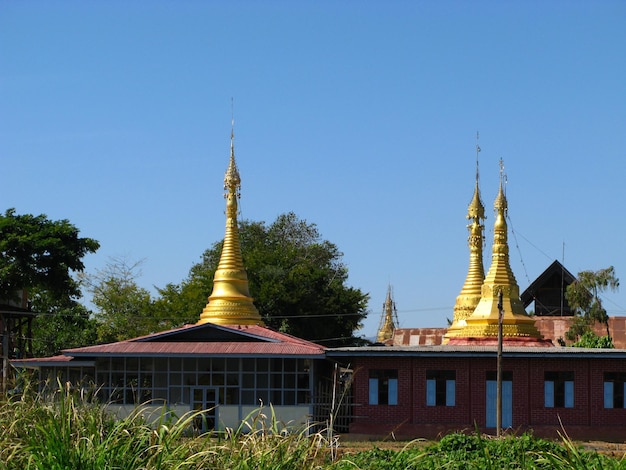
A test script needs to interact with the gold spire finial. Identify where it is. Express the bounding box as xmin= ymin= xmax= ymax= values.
xmin=449 ymin=162 xmax=542 ymax=341
xmin=376 ymin=285 xmax=399 ymax=343
xmin=197 ymin=122 xmax=264 ymax=326
xmin=445 ymin=137 xmax=486 ymax=340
